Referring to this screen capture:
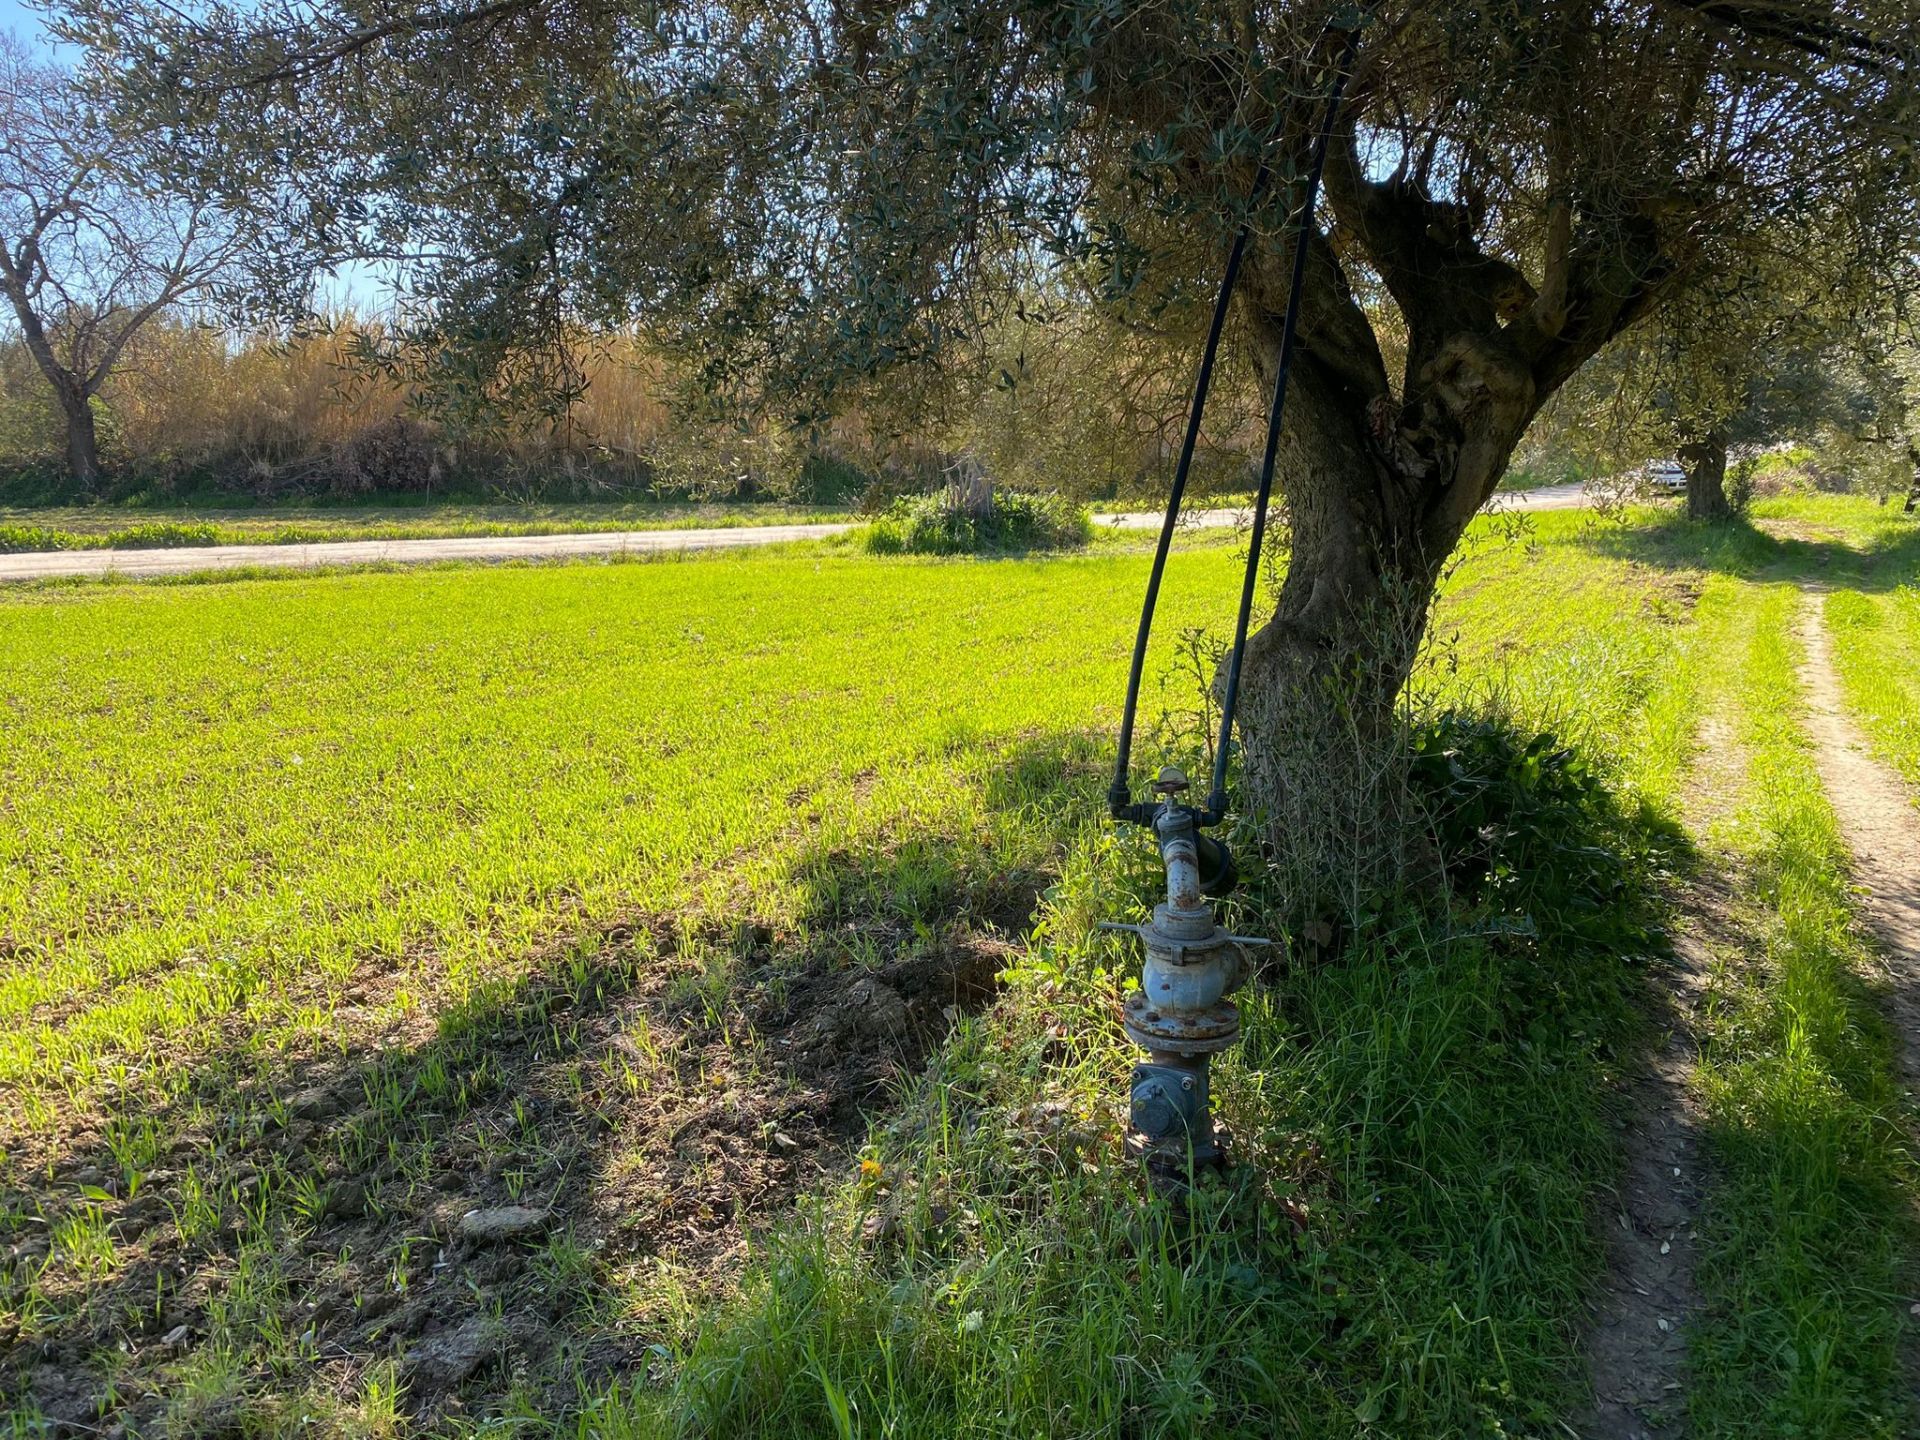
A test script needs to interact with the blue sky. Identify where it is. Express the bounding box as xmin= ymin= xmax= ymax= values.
xmin=2 ymin=1 xmax=78 ymax=58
